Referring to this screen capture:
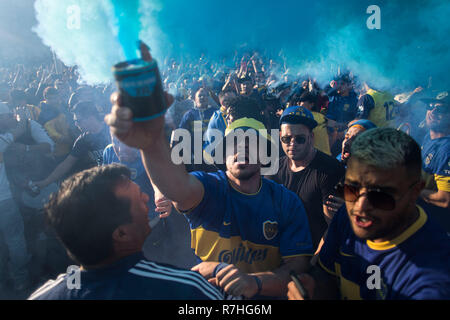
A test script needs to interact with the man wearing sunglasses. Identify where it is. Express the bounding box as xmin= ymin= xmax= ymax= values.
xmin=419 ymin=92 xmax=450 ymax=217
xmin=287 ymin=128 xmax=450 ymax=300
xmin=268 ymin=106 xmax=345 ymax=251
